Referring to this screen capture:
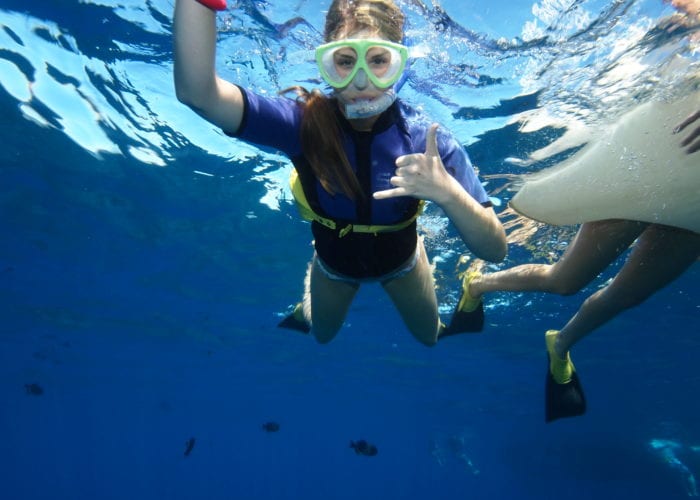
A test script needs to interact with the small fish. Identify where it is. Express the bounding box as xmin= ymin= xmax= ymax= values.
xmin=350 ymin=439 xmax=378 ymax=457
xmin=25 ymin=383 xmax=43 ymax=396
xmin=184 ymin=437 xmax=195 ymax=457
xmin=262 ymin=421 xmax=280 ymax=432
